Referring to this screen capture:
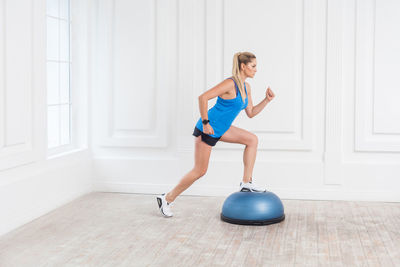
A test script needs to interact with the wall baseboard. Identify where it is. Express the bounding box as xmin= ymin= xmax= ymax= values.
xmin=94 ymin=181 xmax=400 ymax=203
